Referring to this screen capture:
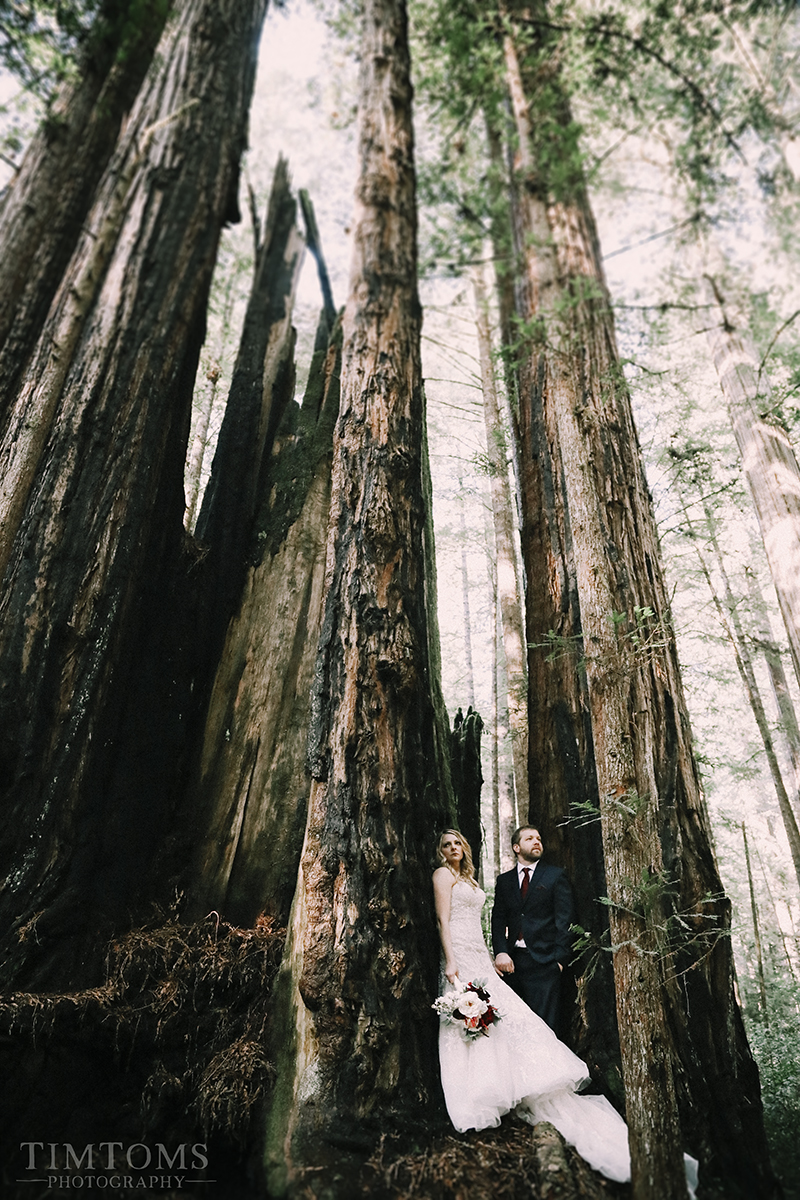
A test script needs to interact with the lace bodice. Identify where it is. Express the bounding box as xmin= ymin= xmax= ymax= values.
xmin=443 ymin=878 xmax=495 ymax=985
